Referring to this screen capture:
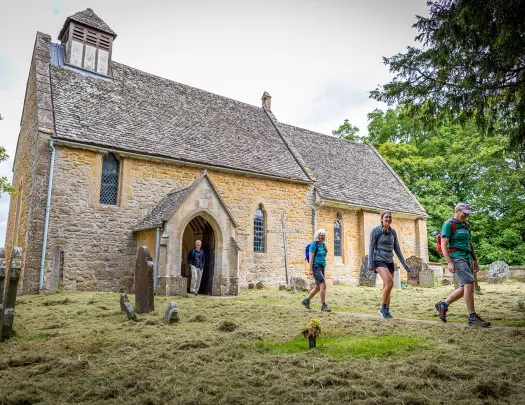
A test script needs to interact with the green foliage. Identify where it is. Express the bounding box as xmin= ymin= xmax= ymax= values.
xmin=371 ymin=0 xmax=525 ymax=150
xmin=0 ymin=145 xmax=13 ymax=195
xmin=344 ymin=106 xmax=525 ymax=265
xmin=332 ymin=119 xmax=363 ymax=142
